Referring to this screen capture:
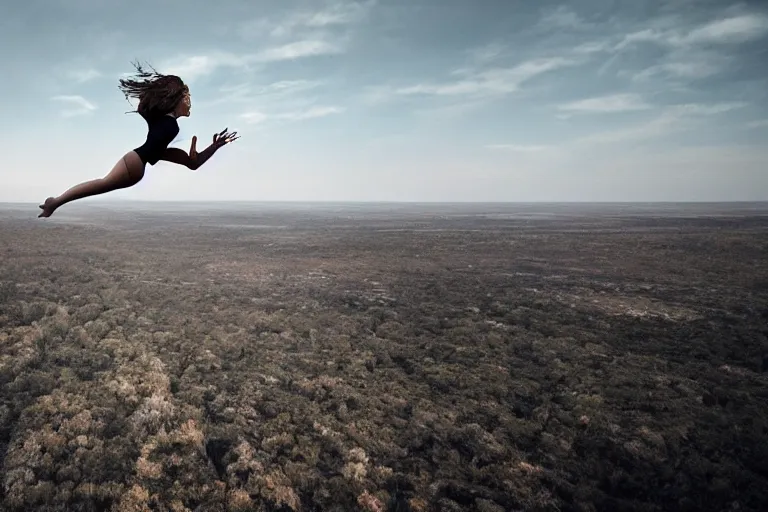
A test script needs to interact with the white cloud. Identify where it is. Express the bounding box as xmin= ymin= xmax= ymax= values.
xmin=240 ymin=111 xmax=268 ymax=124
xmin=576 ymin=115 xmax=681 ymax=145
xmin=574 ymin=101 xmax=747 ymax=145
xmin=415 ymin=99 xmax=491 ymax=120
xmin=618 ymin=13 xmax=768 ymax=50
xmin=255 ymin=40 xmax=343 ymax=62
xmin=208 ymin=79 xmax=323 ymax=109
xmin=538 ymin=6 xmax=591 ymax=30
xmin=682 ymin=14 xmax=768 ymax=44
xmin=214 ymin=82 xmax=255 ymax=104
xmin=747 ymin=119 xmax=768 ymax=128
xmin=266 ymin=80 xmax=323 ymax=93
xmin=240 ymin=105 xmax=343 ymax=124
xmin=276 ymin=0 xmax=375 ymax=36
xmin=162 ymin=5 xmax=368 ymax=82
xmin=68 ymin=68 xmax=101 ymax=83
xmin=558 ymin=93 xmax=650 ymax=113
xmin=663 ymin=60 xmax=721 ymax=78
xmin=276 ymin=106 xmax=344 ymax=120
xmin=51 ymin=95 xmax=97 ymax=117
xmin=614 ymin=13 xmax=768 ymax=83
xmin=583 ymin=7 xmax=761 ymax=82
xmin=485 ymin=144 xmax=550 ymax=152
xmin=159 ymin=40 xmax=341 ymax=83
xmin=238 ymin=1 xmax=375 ymax=39
xmin=161 ymin=53 xmax=252 ymax=82
xmin=670 ymin=102 xmax=746 ymax=116
xmin=362 ymin=85 xmax=397 ymax=105
xmin=512 ymin=57 xmax=577 ymax=81
xmin=387 ymin=57 xmax=575 ymax=99
xmin=632 ymin=57 xmax=725 ymax=81
xmin=466 ymin=42 xmax=506 ymax=64
xmin=362 ymin=6 xmax=610 ymax=111
xmin=616 ymin=28 xmax=665 ymax=50
xmin=571 ymin=40 xmax=613 ymax=55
